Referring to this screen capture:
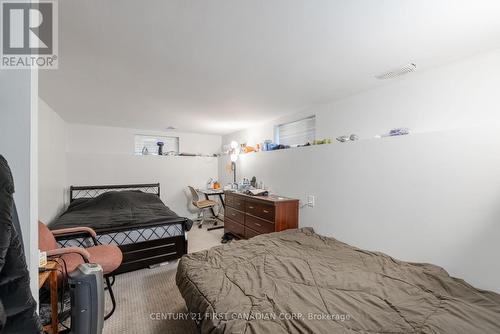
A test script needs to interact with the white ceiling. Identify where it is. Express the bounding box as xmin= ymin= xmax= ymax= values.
xmin=40 ymin=0 xmax=500 ymax=135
